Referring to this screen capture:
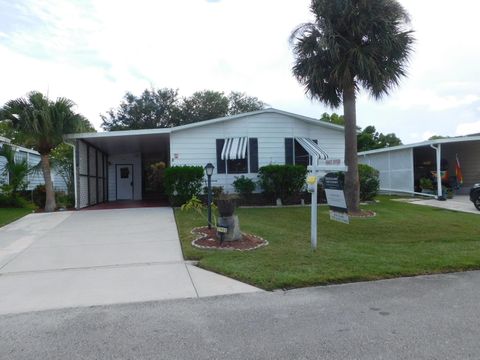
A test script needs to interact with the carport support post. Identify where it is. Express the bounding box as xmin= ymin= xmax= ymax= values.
xmin=431 ymin=144 xmax=442 ymax=198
